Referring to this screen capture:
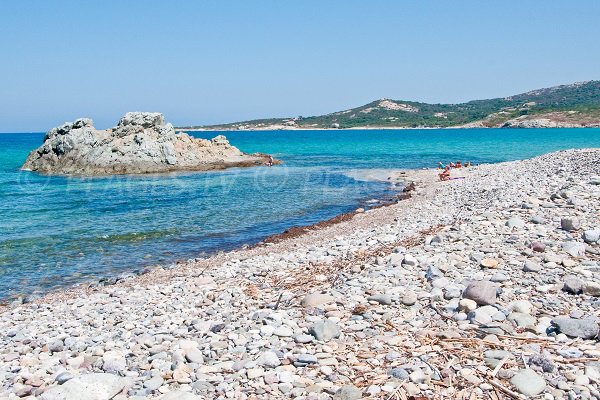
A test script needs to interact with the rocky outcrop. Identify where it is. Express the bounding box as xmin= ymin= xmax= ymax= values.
xmin=22 ymin=112 xmax=275 ymax=175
